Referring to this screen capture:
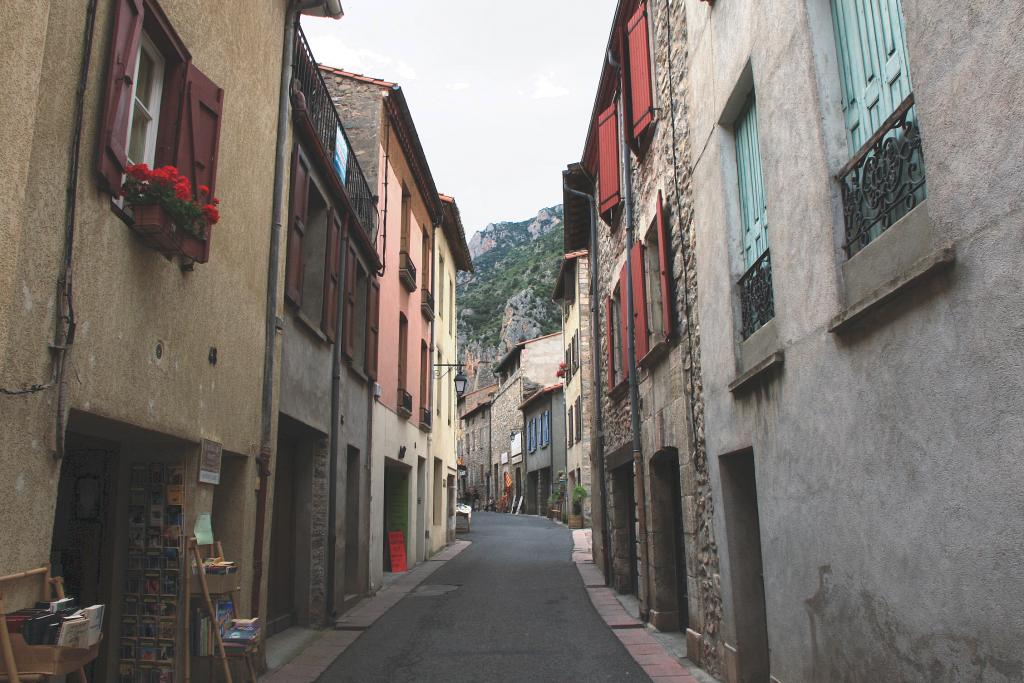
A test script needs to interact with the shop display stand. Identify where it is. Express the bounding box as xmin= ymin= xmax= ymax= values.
xmin=184 ymin=539 xmax=256 ymax=683
xmin=0 ymin=567 xmax=98 ymax=683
